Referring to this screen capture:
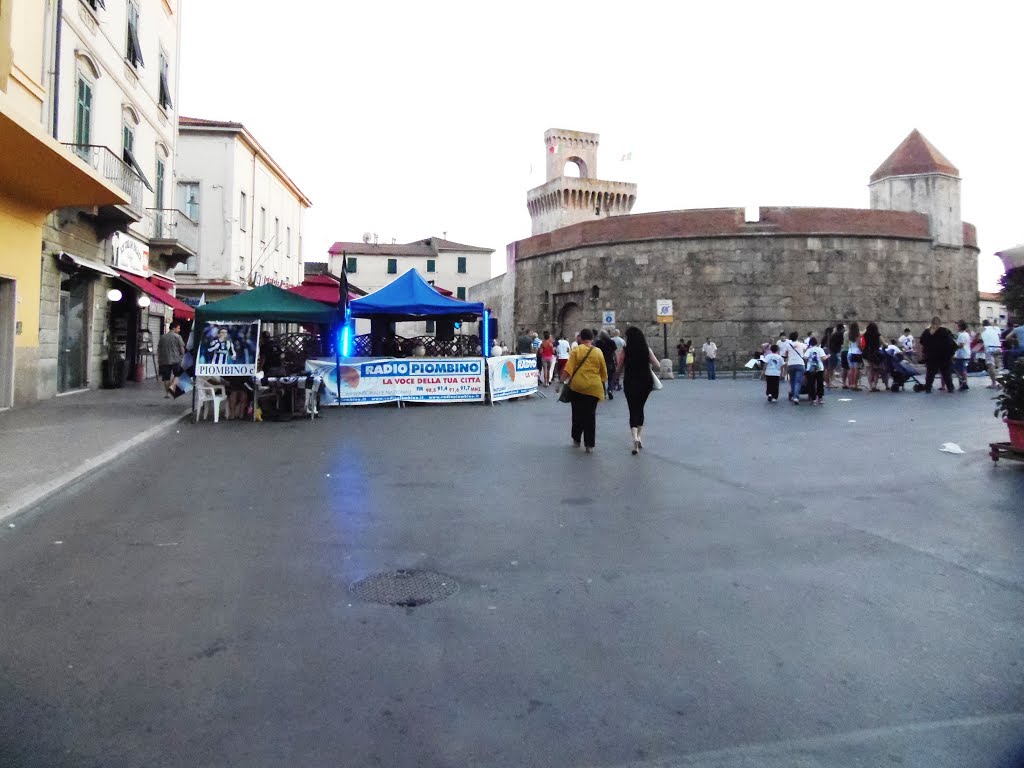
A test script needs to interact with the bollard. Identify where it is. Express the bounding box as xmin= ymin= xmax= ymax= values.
xmin=659 ymin=358 xmax=675 ymax=379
